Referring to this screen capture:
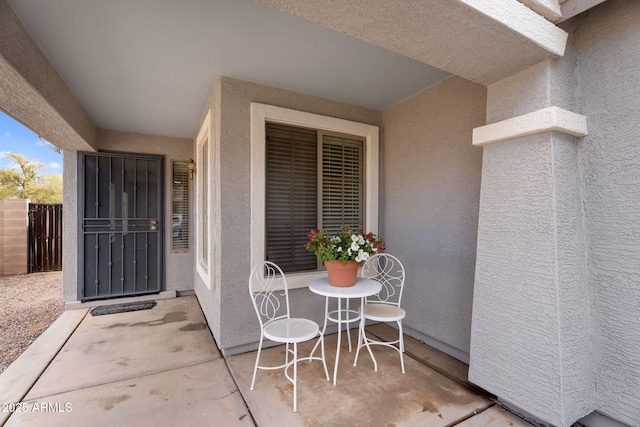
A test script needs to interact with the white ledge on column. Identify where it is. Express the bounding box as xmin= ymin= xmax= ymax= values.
xmin=472 ymin=106 xmax=587 ymax=146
